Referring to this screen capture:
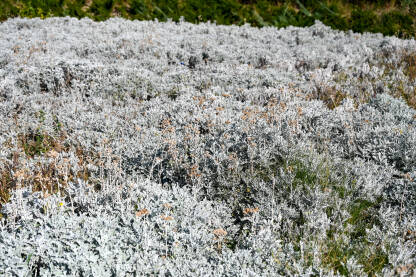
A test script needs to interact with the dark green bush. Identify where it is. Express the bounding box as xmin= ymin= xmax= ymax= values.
xmin=345 ymin=0 xmax=393 ymax=7
xmin=88 ymin=0 xmax=114 ymax=21
xmin=0 ymin=1 xmax=19 ymax=21
xmin=380 ymin=11 xmax=414 ymax=37
xmin=313 ymin=2 xmax=349 ymax=31
xmin=350 ymin=9 xmax=378 ymax=33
